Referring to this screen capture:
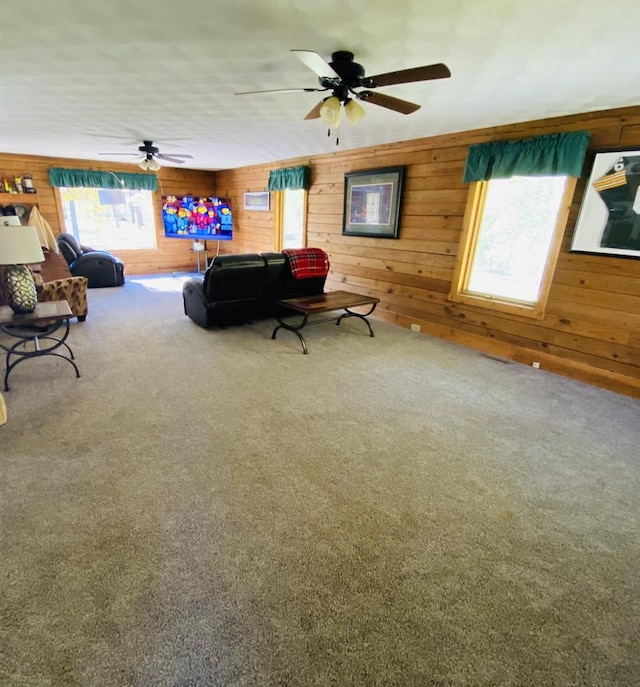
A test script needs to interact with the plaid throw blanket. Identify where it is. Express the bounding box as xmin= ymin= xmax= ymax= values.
xmin=283 ymin=248 xmax=329 ymax=279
